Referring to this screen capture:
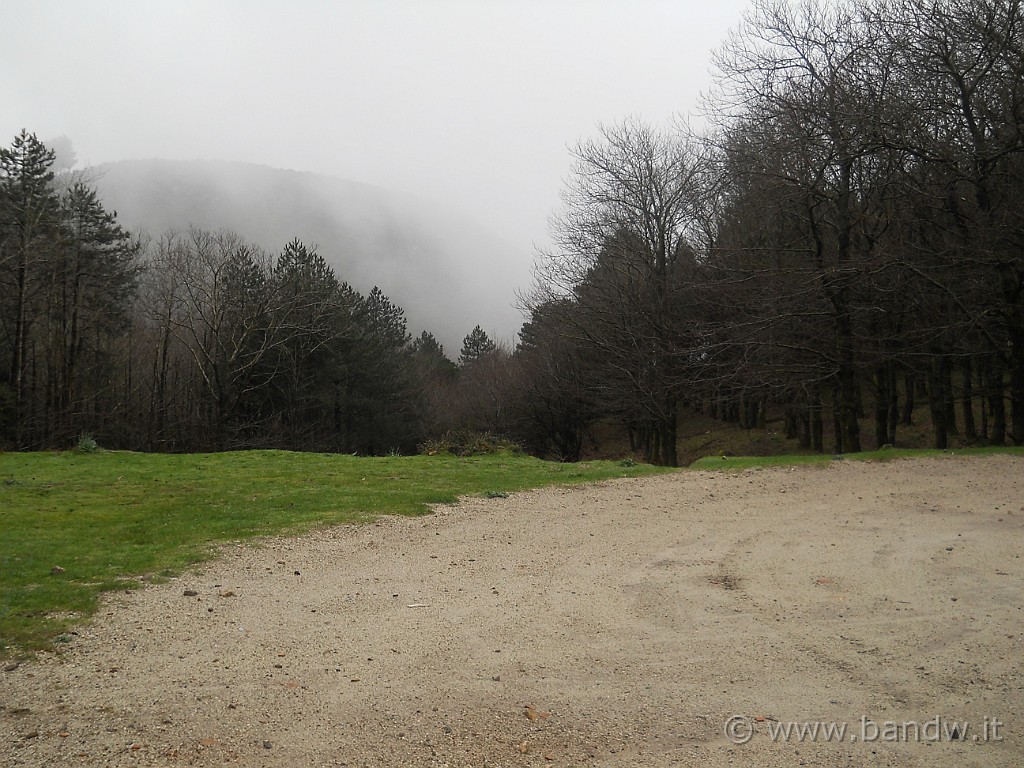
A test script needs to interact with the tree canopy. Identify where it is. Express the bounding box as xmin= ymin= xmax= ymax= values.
xmin=4 ymin=0 xmax=1023 ymax=462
